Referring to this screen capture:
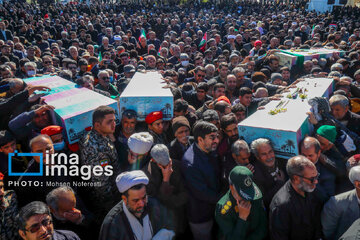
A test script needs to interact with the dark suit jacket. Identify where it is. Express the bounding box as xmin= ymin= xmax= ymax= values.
xmin=0 ymin=29 xmax=13 ymax=41
xmin=321 ymin=189 xmax=360 ymax=240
